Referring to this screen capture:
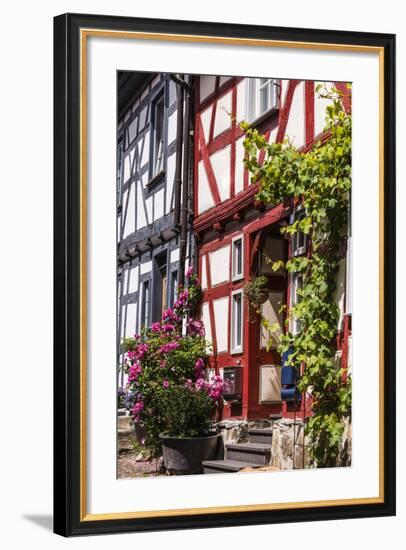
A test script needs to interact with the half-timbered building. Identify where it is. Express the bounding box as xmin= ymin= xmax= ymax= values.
xmin=117 ymin=72 xmax=194 ymax=386
xmin=117 ymin=72 xmax=352 ymax=424
xmin=193 ymin=75 xmax=352 ymax=421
